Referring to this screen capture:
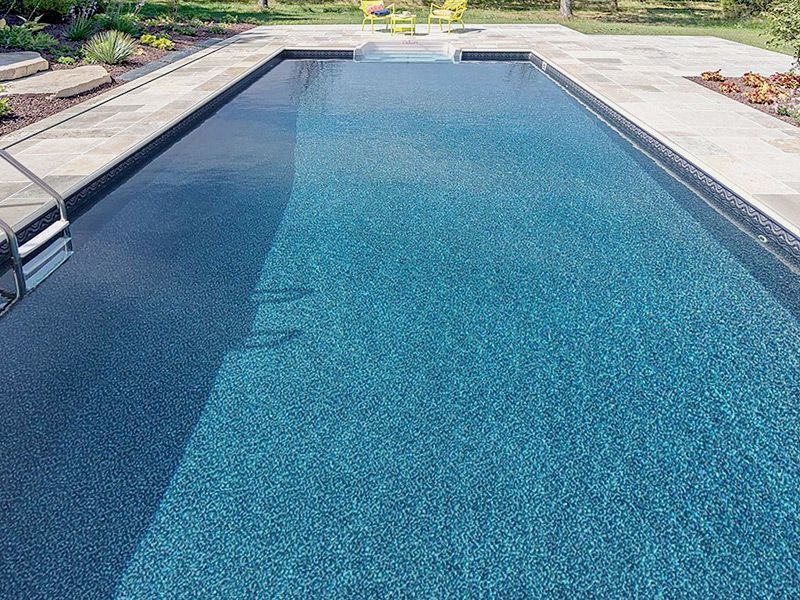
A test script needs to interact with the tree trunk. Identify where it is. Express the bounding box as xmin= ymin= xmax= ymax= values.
xmin=258 ymin=0 xmax=268 ymax=9
xmin=610 ymin=0 xmax=618 ymax=12
xmin=560 ymin=0 xmax=573 ymax=18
